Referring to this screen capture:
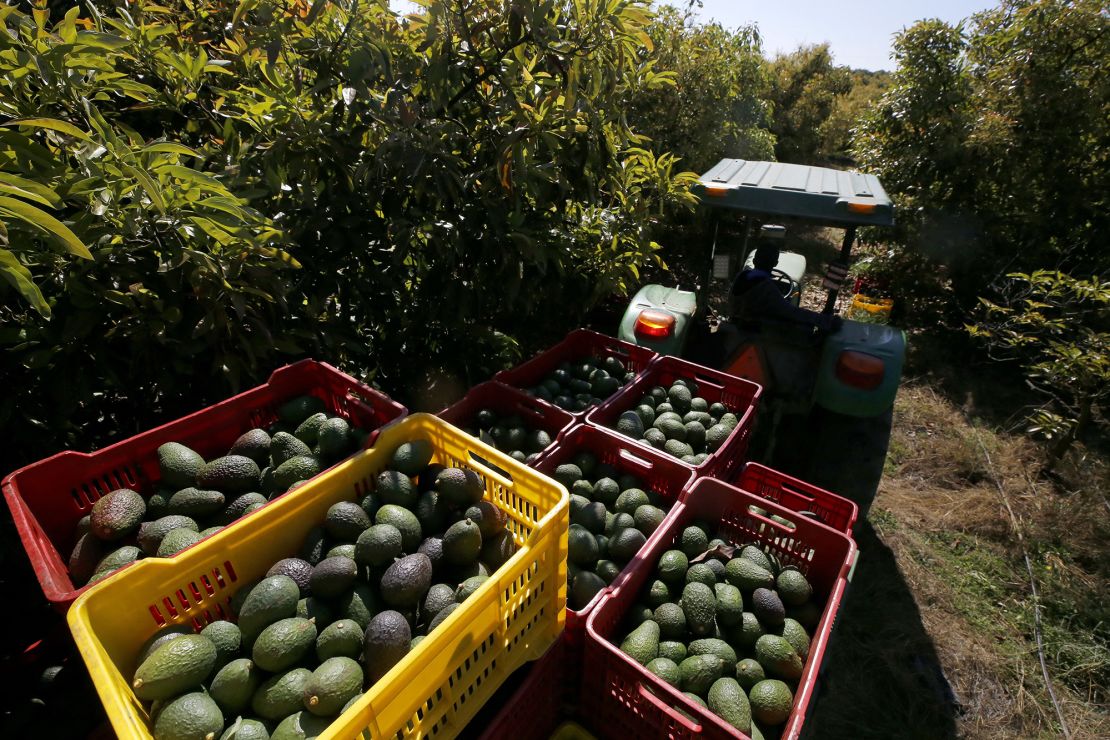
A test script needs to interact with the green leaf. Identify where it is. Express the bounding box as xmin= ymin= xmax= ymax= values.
xmin=0 ymin=197 xmax=92 ymax=258
xmin=0 ymin=172 xmax=61 ymax=208
xmin=2 ymin=118 xmax=92 ymax=142
xmin=120 ymin=164 xmax=166 ymax=214
xmin=0 ymin=249 xmax=50 ymax=317
xmin=140 ymin=142 xmax=201 ymax=157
